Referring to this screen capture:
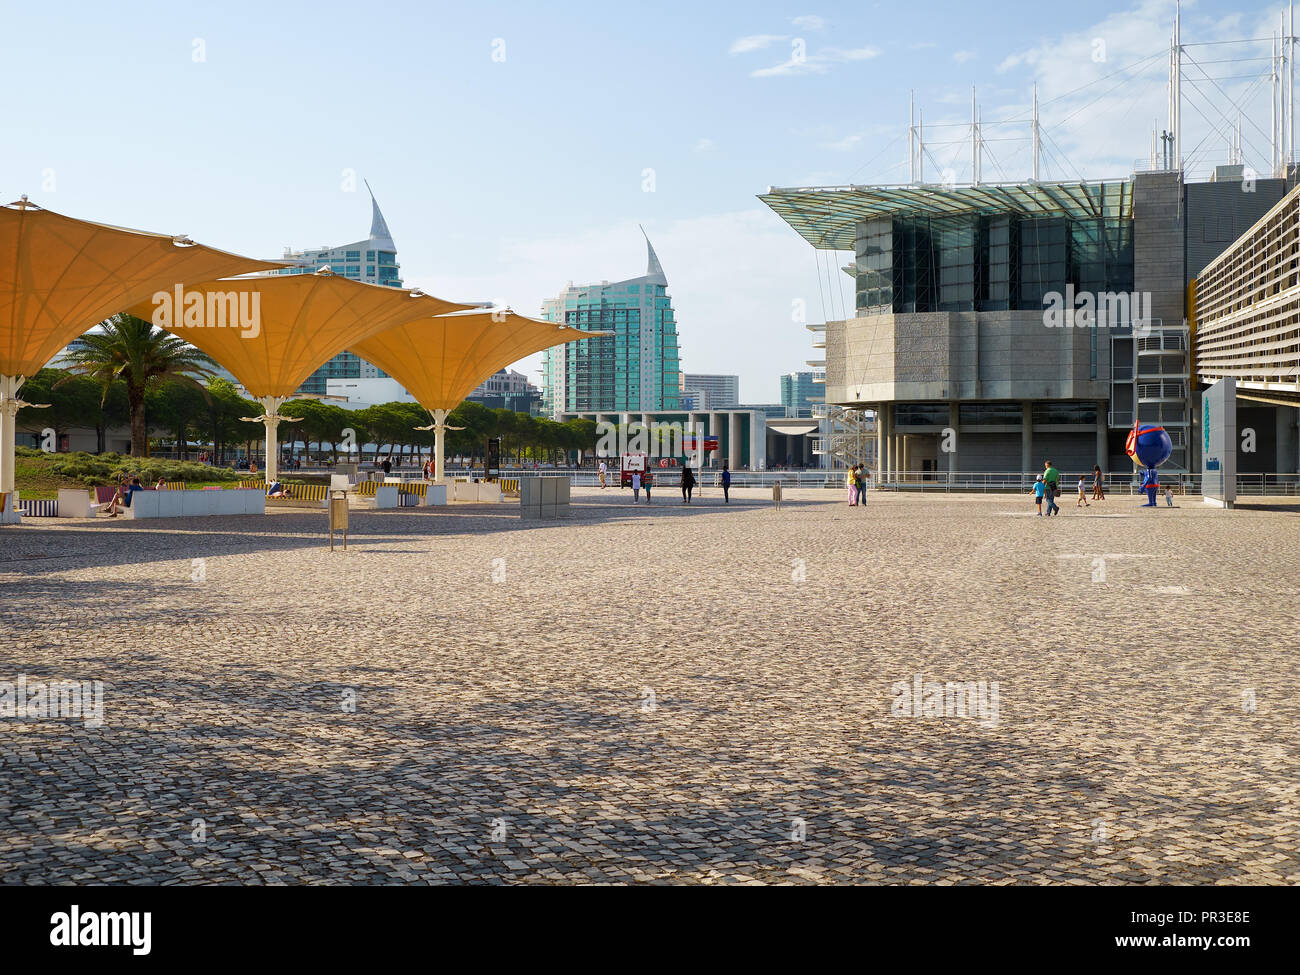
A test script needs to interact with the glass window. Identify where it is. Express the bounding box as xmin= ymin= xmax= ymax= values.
xmin=895 ymin=404 xmax=949 ymax=426
xmin=959 ymin=403 xmax=1023 ymax=425
xmin=1032 ymin=402 xmax=1098 ymax=425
